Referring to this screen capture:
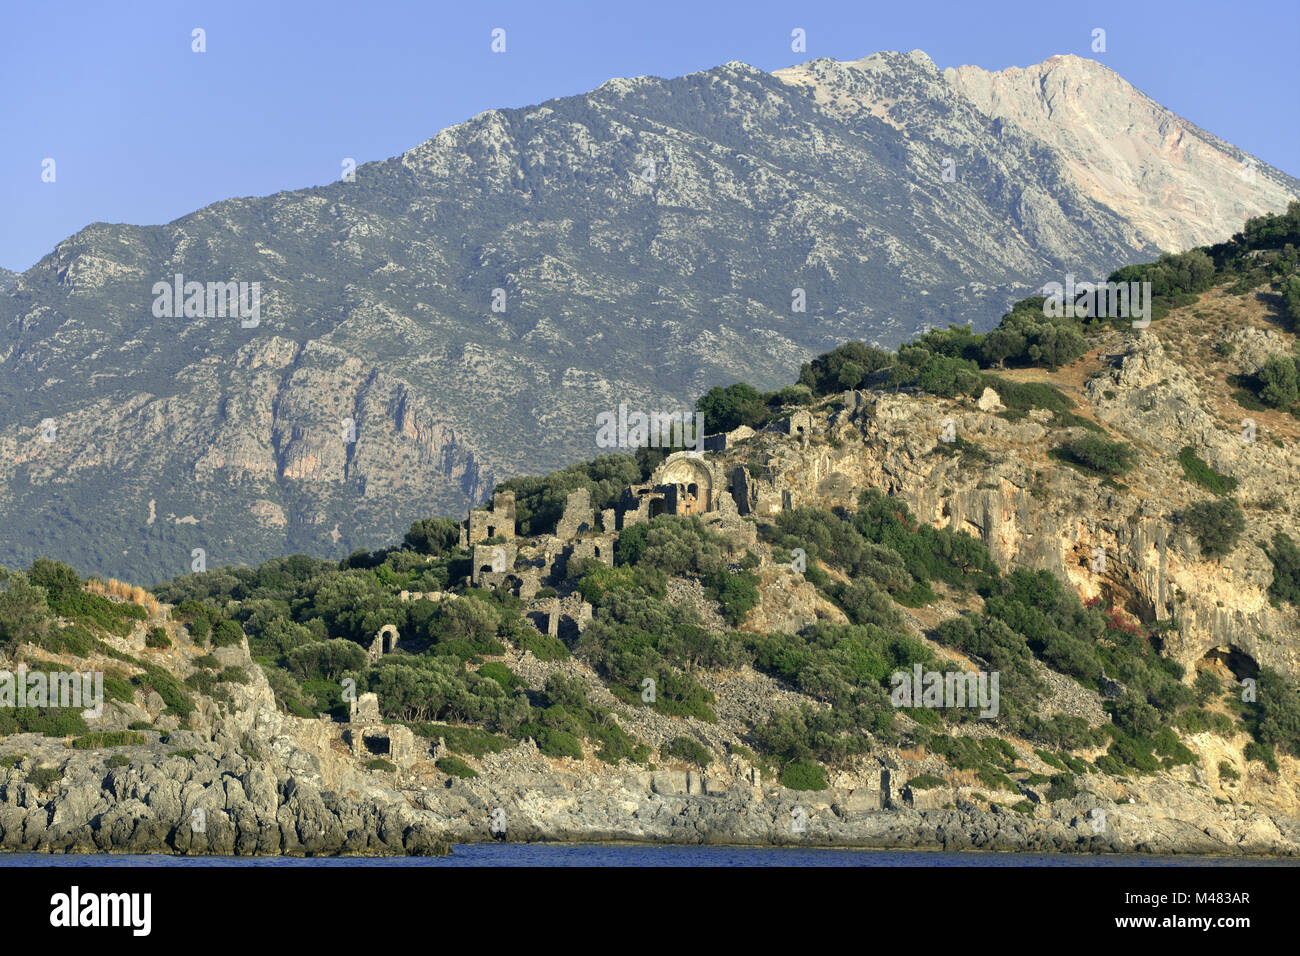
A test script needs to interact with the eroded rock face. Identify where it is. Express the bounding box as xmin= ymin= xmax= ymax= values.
xmin=945 ymin=54 xmax=1298 ymax=253
xmin=708 ymin=330 xmax=1299 ymax=682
